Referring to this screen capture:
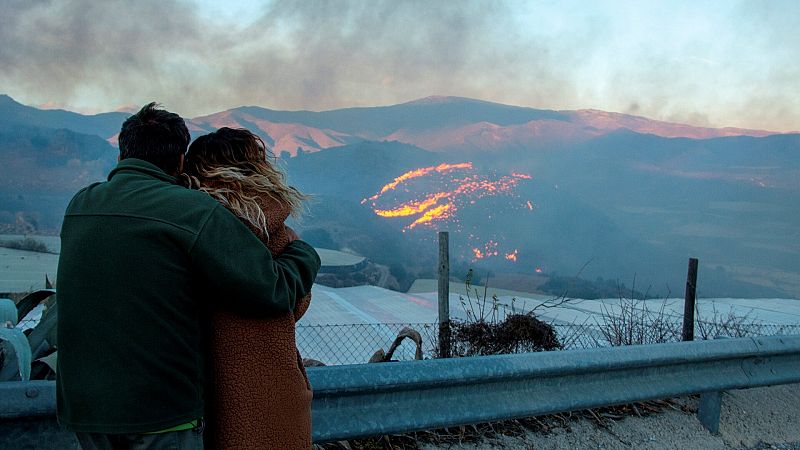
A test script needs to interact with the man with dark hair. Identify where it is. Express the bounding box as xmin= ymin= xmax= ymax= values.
xmin=117 ymin=102 xmax=191 ymax=175
xmin=56 ymin=103 xmax=320 ymax=449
